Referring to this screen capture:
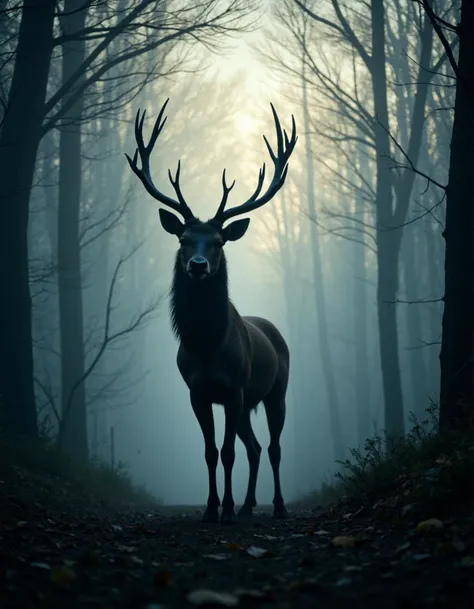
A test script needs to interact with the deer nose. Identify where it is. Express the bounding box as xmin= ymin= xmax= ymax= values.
xmin=187 ymin=256 xmax=209 ymax=275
